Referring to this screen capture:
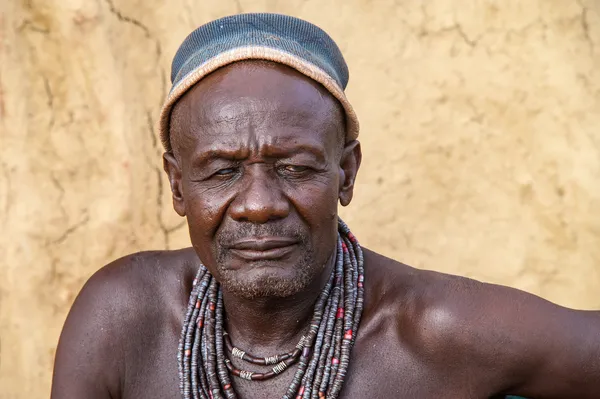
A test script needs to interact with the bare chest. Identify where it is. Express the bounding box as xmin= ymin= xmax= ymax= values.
xmin=119 ymin=324 xmax=496 ymax=399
